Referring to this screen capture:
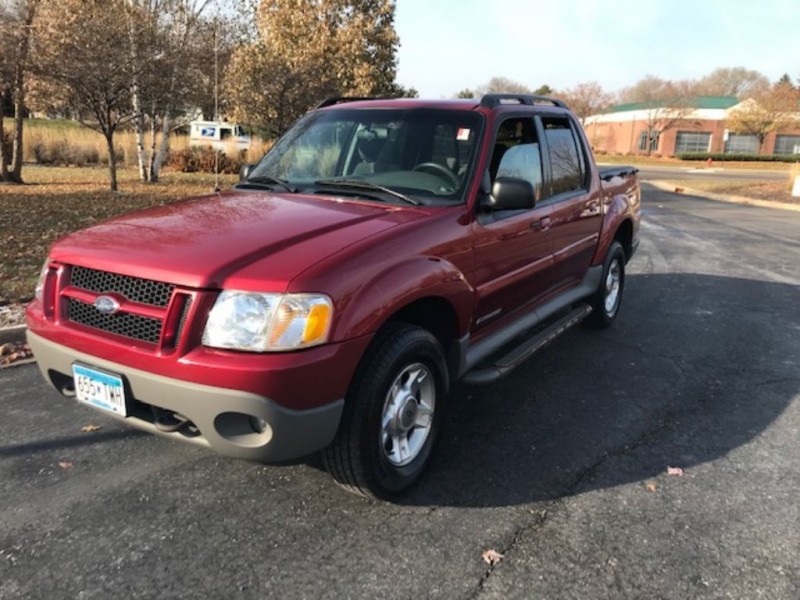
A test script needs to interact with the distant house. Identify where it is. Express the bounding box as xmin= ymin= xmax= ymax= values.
xmin=583 ymin=96 xmax=800 ymax=156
